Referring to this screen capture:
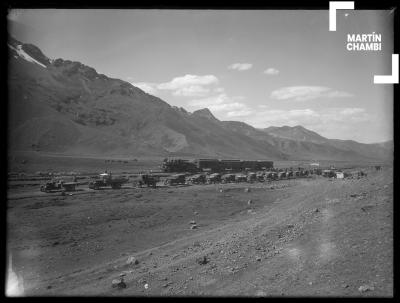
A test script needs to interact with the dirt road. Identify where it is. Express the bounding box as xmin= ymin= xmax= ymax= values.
xmin=7 ymin=168 xmax=393 ymax=296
